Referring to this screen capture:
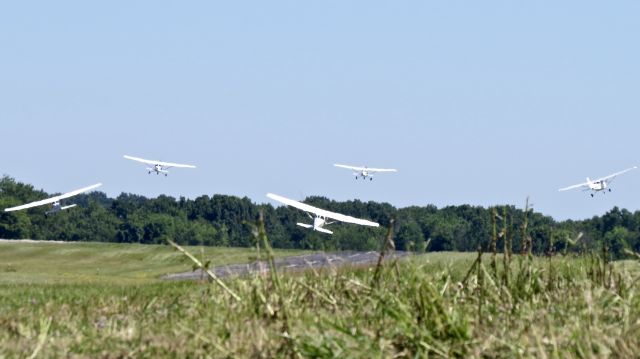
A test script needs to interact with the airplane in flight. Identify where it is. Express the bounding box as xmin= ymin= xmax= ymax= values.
xmin=266 ymin=193 xmax=379 ymax=234
xmin=559 ymin=166 xmax=637 ymax=197
xmin=124 ymin=155 xmax=196 ymax=176
xmin=4 ymin=183 xmax=103 ymax=216
xmin=334 ymin=164 xmax=397 ymax=181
